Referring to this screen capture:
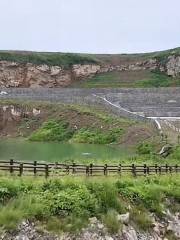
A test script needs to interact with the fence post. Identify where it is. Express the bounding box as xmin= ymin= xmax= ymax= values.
xmin=104 ymin=164 xmax=108 ymax=176
xmin=86 ymin=166 xmax=89 ymax=176
xmin=66 ymin=165 xmax=70 ymax=175
xmin=45 ymin=164 xmax=49 ymax=178
xmin=19 ymin=163 xmax=23 ymax=176
xmin=175 ymin=164 xmax=178 ymax=173
xmin=159 ymin=166 xmax=162 ymax=175
xmin=132 ymin=164 xmax=136 ymax=177
xmin=143 ymin=164 xmax=147 ymax=175
xmin=34 ymin=161 xmax=37 ymax=176
xmin=10 ymin=159 xmax=14 ymax=174
xmin=72 ymin=163 xmax=76 ymax=174
xmin=118 ymin=164 xmax=121 ymax=176
xmin=90 ymin=163 xmax=93 ymax=176
xmin=155 ymin=164 xmax=158 ymax=174
xmin=165 ymin=164 xmax=168 ymax=173
xmin=147 ymin=166 xmax=150 ymax=175
xmin=169 ymin=166 xmax=172 ymax=174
